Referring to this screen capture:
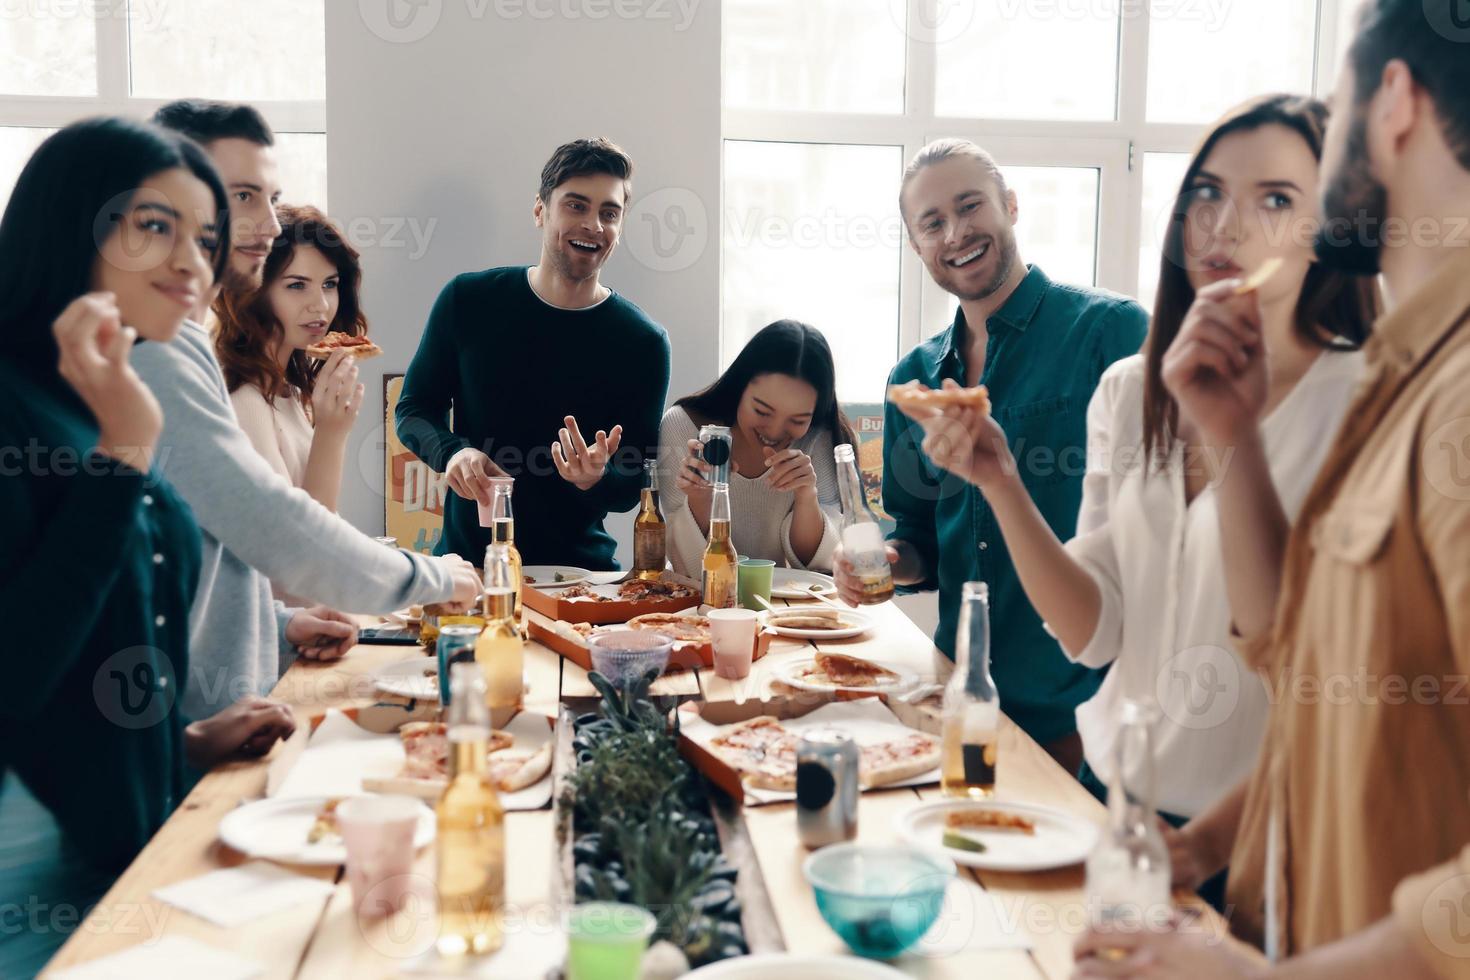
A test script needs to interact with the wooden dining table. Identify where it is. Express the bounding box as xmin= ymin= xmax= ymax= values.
xmin=45 ymin=595 xmax=1229 ymax=978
